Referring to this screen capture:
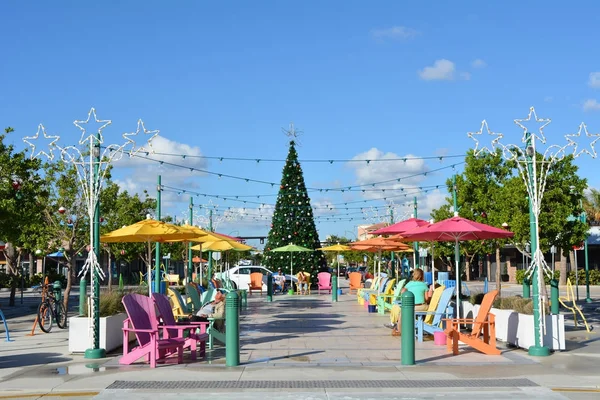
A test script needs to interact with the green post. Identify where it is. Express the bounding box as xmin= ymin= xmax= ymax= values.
xmin=523 ymin=278 xmax=530 ymax=299
xmin=580 ymin=201 xmax=592 ymax=303
xmin=267 ymin=273 xmax=273 ymax=302
xmin=85 ymin=132 xmax=106 ymax=359
xmin=188 ymin=197 xmax=193 ymax=284
xmin=525 ymin=132 xmax=550 ymax=357
xmin=332 ymin=275 xmax=338 ymax=302
xmin=401 ymin=290 xmax=415 ymax=365
xmin=154 ymin=175 xmax=162 ymax=294
xmin=207 ymin=209 xmax=213 ymax=283
xmin=413 ymin=197 xmax=419 ymax=269
xmin=225 ymin=291 xmax=240 ymax=367
xmin=550 ymin=279 xmax=559 ymax=315
xmin=79 ymin=278 xmax=86 ymax=315
xmin=452 ymin=175 xmax=461 ymax=298
xmin=118 ymin=273 xmax=124 ymax=291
